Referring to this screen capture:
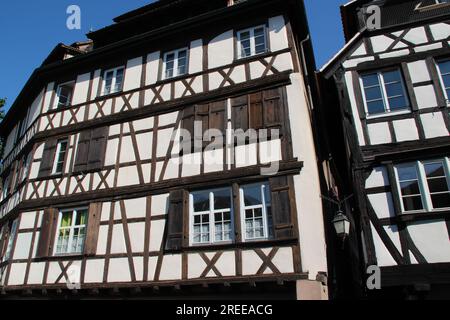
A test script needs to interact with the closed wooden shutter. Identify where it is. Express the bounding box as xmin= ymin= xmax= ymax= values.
xmin=36 ymin=208 xmax=59 ymax=258
xmin=231 ymin=95 xmax=249 ymax=131
xmin=165 ymin=190 xmax=187 ymax=251
xmin=269 ymin=176 xmax=294 ymax=239
xmin=209 ymin=100 xmax=227 ymax=134
xmin=263 ymin=88 xmax=282 ymax=129
xmin=38 ymin=139 xmax=58 ymax=178
xmin=196 ymin=104 xmax=209 ymax=148
xmin=249 ymin=92 xmax=264 ymax=129
xmin=74 ymin=130 xmax=92 ymax=173
xmin=87 ymin=127 xmax=108 ymax=171
xmin=84 ymin=203 xmax=102 ymax=256
xmin=181 ymin=106 xmax=195 ymax=153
